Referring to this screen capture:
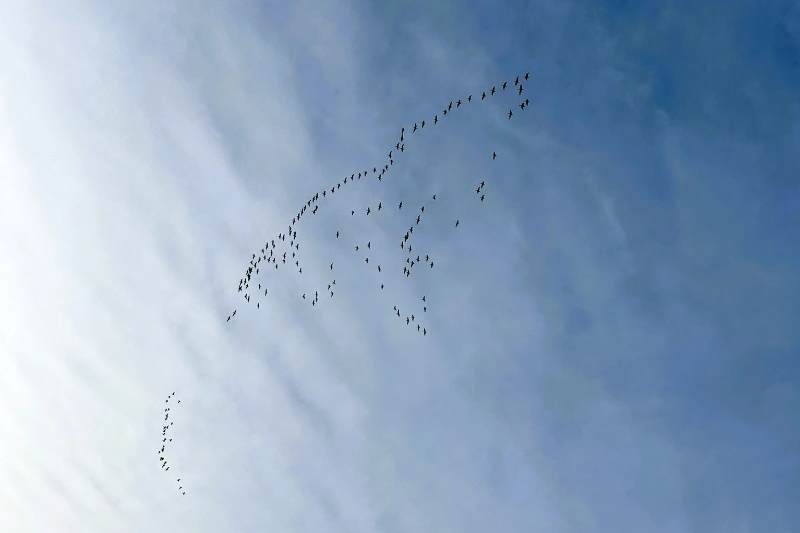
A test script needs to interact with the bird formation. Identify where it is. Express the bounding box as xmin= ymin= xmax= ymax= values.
xmin=157 ymin=392 xmax=185 ymax=495
xmin=227 ymin=72 xmax=532 ymax=333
